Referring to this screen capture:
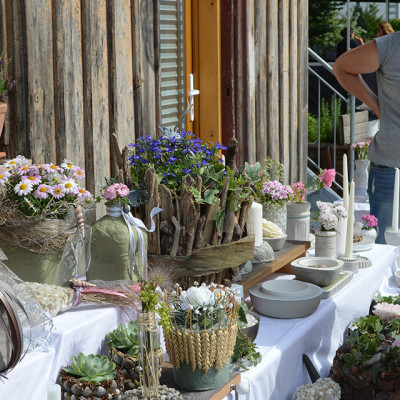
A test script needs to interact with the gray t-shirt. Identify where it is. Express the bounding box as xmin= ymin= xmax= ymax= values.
xmin=370 ymin=32 xmax=400 ymax=167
